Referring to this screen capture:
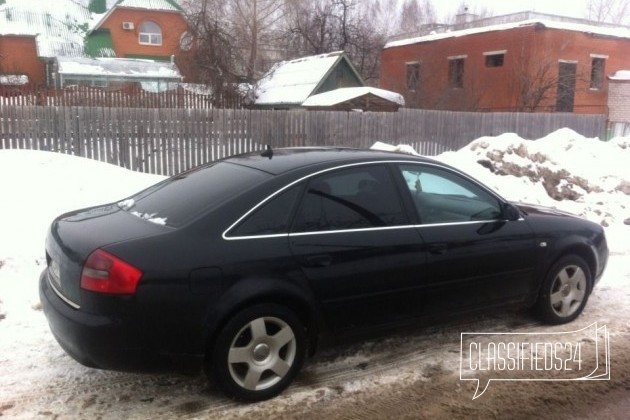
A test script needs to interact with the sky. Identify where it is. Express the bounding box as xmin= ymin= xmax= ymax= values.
xmin=432 ymin=0 xmax=592 ymax=21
